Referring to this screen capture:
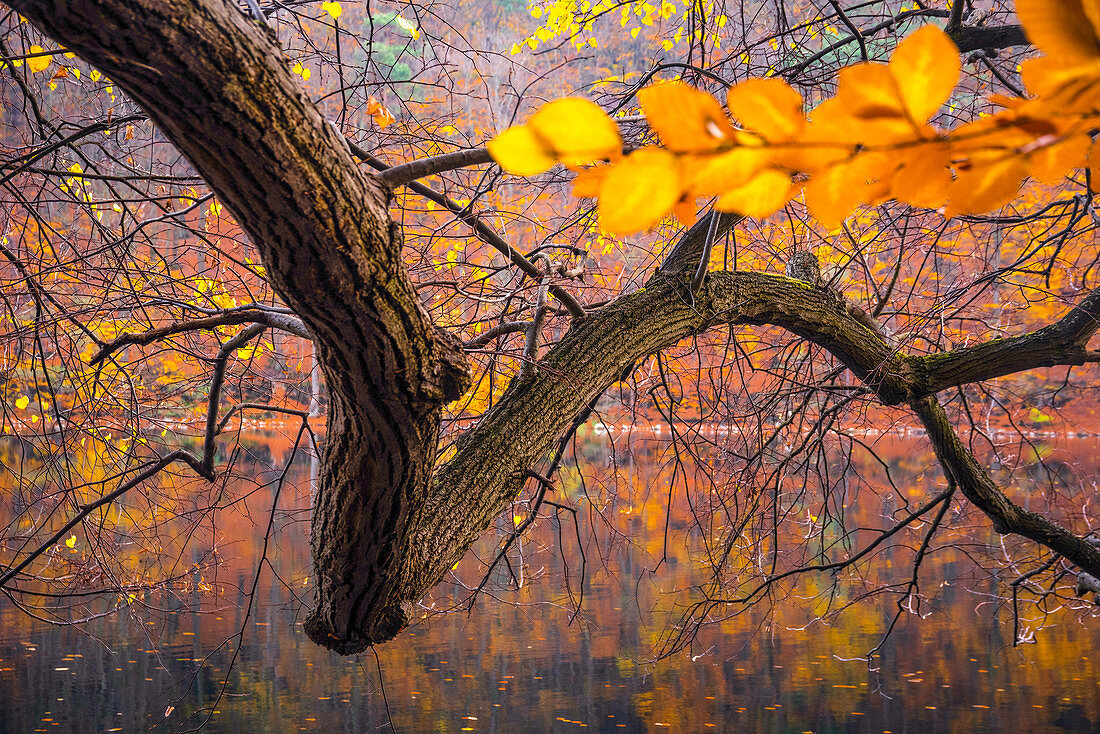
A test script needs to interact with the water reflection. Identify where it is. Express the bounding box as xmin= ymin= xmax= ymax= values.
xmin=1 ymin=433 xmax=1098 ymax=733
